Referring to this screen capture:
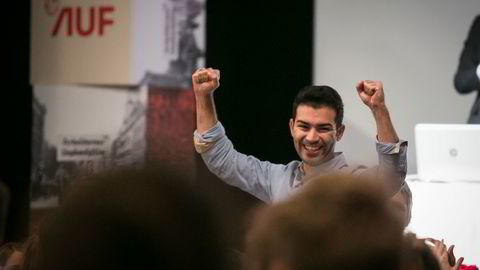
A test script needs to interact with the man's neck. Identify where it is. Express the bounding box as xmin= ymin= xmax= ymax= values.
xmin=302 ymin=154 xmax=336 ymax=177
